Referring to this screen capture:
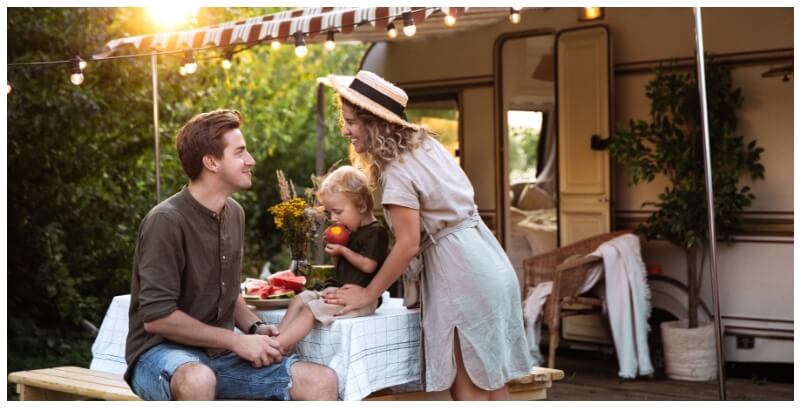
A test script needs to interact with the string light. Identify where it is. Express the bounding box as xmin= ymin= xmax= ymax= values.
xmin=325 ymin=31 xmax=336 ymax=51
xmin=221 ymin=50 xmax=233 ymax=69
xmin=69 ymin=57 xmax=84 ymax=85
xmin=402 ymin=12 xmax=416 ymax=37
xmin=509 ymin=8 xmax=522 ymax=24
xmin=386 ymin=22 xmax=398 ymax=39
xmin=293 ymin=31 xmax=308 ymax=57
xmin=10 ymin=7 xmax=448 ymax=93
xmin=444 ymin=12 xmax=456 ymax=27
xmin=182 ymin=51 xmax=197 ymax=74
